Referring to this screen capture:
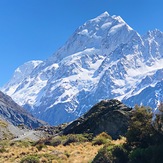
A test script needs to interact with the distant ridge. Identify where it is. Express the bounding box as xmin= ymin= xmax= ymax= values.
xmin=0 ymin=91 xmax=46 ymax=128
